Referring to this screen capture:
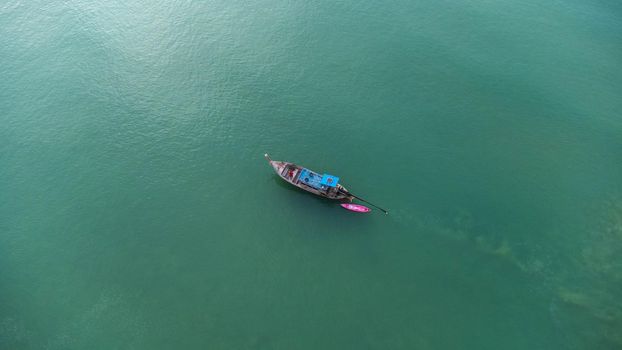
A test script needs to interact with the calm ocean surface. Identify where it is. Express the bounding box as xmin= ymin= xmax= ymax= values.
xmin=1 ymin=1 xmax=621 ymax=349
